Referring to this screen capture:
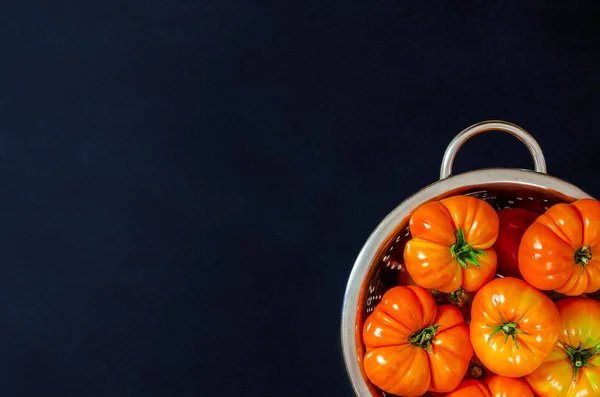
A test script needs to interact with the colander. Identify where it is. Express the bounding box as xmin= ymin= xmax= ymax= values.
xmin=340 ymin=120 xmax=594 ymax=397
